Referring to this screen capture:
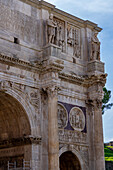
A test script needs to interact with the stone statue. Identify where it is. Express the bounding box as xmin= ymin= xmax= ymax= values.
xmin=91 ymin=32 xmax=100 ymax=60
xmin=73 ymin=39 xmax=80 ymax=58
xmin=57 ymin=22 xmax=65 ymax=51
xmin=67 ymin=27 xmax=73 ymax=45
xmin=47 ymin=14 xmax=57 ymax=44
